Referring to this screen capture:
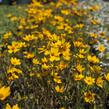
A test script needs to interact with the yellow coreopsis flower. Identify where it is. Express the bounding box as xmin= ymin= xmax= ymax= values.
xmin=96 ymin=77 xmax=103 ymax=88
xmin=10 ymin=16 xmax=17 ymax=21
xmin=99 ymin=31 xmax=106 ymax=38
xmin=105 ymin=73 xmax=109 ymax=81
xmin=18 ymin=42 xmax=26 ymax=48
xmin=54 ymin=15 xmax=64 ymax=22
xmin=97 ymin=44 xmax=105 ymax=52
xmin=3 ymin=31 xmax=12 ymax=39
xmin=84 ymin=91 xmax=95 ymax=103
xmin=7 ymin=67 xmax=22 ymax=74
xmin=32 ymin=0 xmax=43 ymax=7
xmin=73 ymin=41 xmax=84 ymax=48
xmin=74 ymin=74 xmax=84 ymax=81
xmin=89 ymin=5 xmax=101 ymax=12
xmin=10 ymin=57 xmax=21 ymax=66
xmin=24 ymin=52 xmax=34 ymax=59
xmin=58 ymin=61 xmax=68 ymax=70
xmin=75 ymin=64 xmax=85 ymax=73
xmin=72 ymin=8 xmax=81 ymax=16
xmin=7 ymin=67 xmax=22 ymax=80
xmin=89 ymin=33 xmax=98 ymax=38
xmin=12 ymin=104 xmax=20 ymax=109
xmin=8 ymin=45 xmax=20 ymax=54
xmin=59 ymin=107 xmax=65 ymax=109
xmin=54 ymin=78 xmax=62 ymax=84
xmin=79 ymin=49 xmax=86 ymax=54
xmin=53 ymin=74 xmax=62 ymax=84
xmin=55 ymin=85 xmax=64 ymax=93
xmin=5 ymin=103 xmax=20 ymax=109
xmin=7 ymin=41 xmax=24 ymax=54
xmin=11 ymin=42 xmax=22 ymax=48
xmin=32 ymin=58 xmax=39 ymax=65
xmin=0 ymin=86 xmax=10 ymax=100
xmin=50 ymin=55 xmax=60 ymax=62
xmin=49 ymin=47 xmax=60 ymax=62
xmin=74 ymin=23 xmax=84 ymax=29
xmin=42 ymin=63 xmax=50 ymax=70
xmin=77 ymin=54 xmax=85 ymax=59
xmin=23 ymin=34 xmax=36 ymax=42
xmin=41 ymin=57 xmax=48 ymax=63
xmin=87 ymin=55 xmax=99 ymax=64
xmin=5 ymin=103 xmax=11 ymax=109
xmin=62 ymin=50 xmax=71 ymax=61
xmin=61 ymin=10 xmax=70 ymax=15
xmin=91 ymin=19 xmax=100 ymax=25
xmin=89 ymin=65 xmax=102 ymax=73
xmin=84 ymin=76 xmax=95 ymax=85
